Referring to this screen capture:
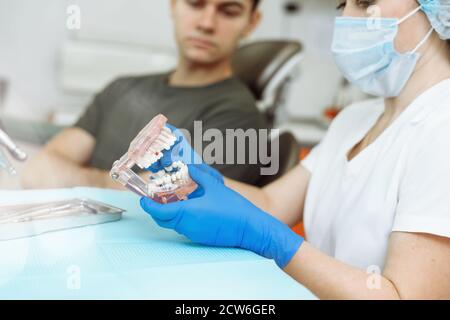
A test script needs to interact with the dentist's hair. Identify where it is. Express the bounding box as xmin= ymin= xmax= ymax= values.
xmin=447 ymin=40 xmax=450 ymax=58
xmin=448 ymin=40 xmax=450 ymax=61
